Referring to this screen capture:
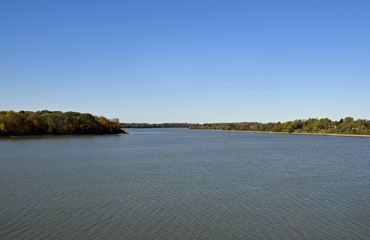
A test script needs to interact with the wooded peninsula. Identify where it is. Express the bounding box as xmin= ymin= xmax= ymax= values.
xmin=122 ymin=117 xmax=370 ymax=136
xmin=0 ymin=110 xmax=124 ymax=136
